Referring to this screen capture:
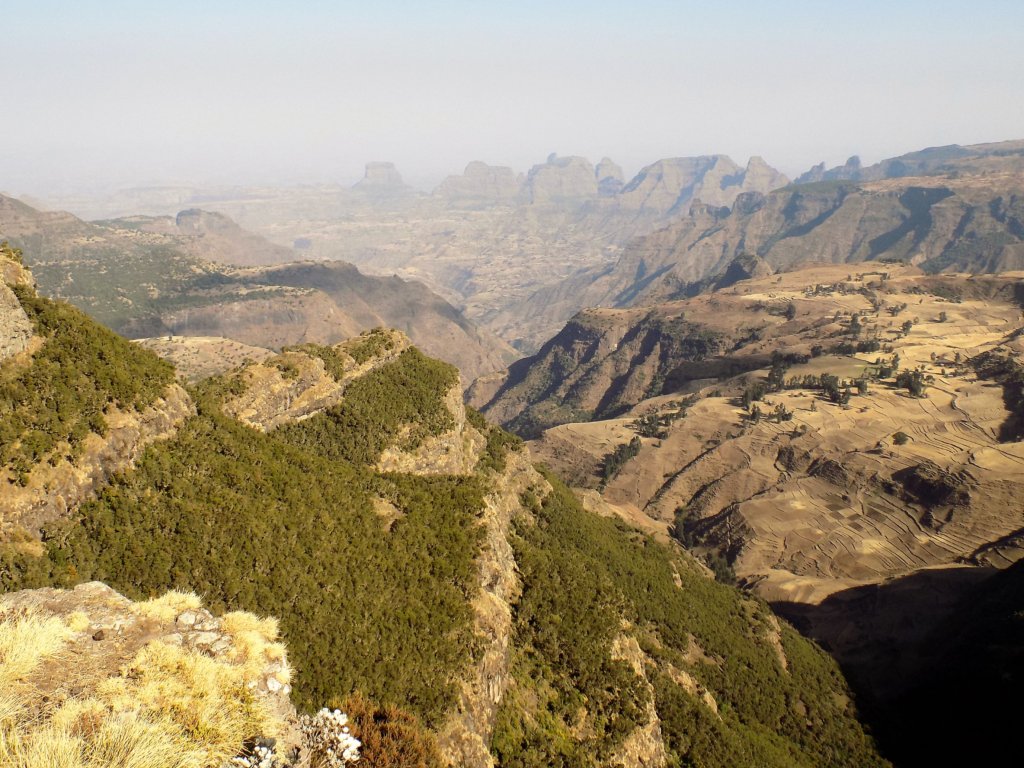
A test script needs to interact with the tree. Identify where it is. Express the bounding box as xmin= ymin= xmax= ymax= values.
xmin=893 ymin=431 xmax=909 ymax=445
xmin=896 ymin=369 xmax=927 ymax=397
xmin=784 ymin=302 xmax=797 ymax=321
xmin=849 ymin=313 xmax=863 ymax=337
